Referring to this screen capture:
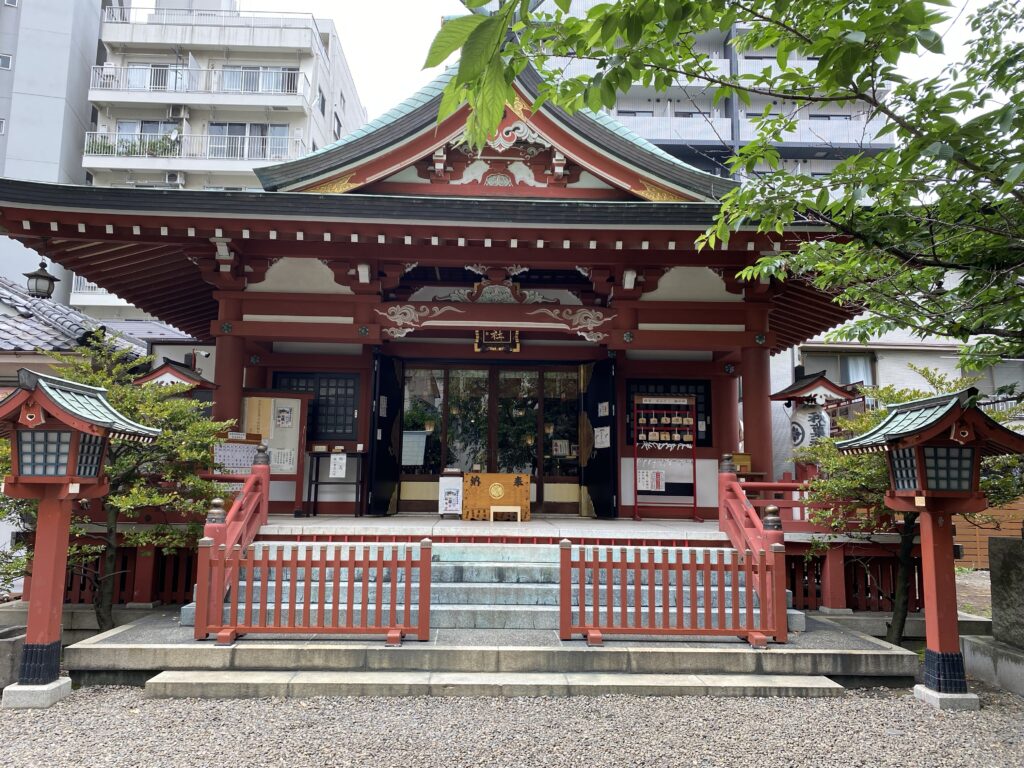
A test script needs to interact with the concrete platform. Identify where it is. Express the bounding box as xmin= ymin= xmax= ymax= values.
xmin=65 ymin=612 xmax=917 ymax=693
xmin=1 ymin=677 xmax=72 ymax=709
xmin=144 ymin=669 xmax=845 ymax=699
xmin=810 ymin=610 xmax=993 ymax=641
xmin=962 ymin=634 xmax=1024 ymax=697
xmin=260 ymin=514 xmax=731 ymax=543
